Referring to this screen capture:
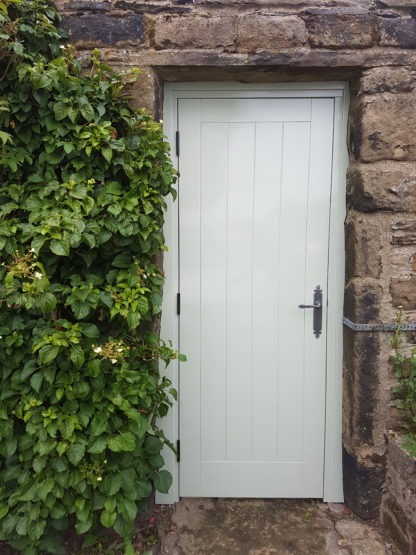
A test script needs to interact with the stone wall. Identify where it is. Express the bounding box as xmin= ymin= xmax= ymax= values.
xmin=56 ymin=0 xmax=416 ymax=519
xmin=381 ymin=436 xmax=416 ymax=553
